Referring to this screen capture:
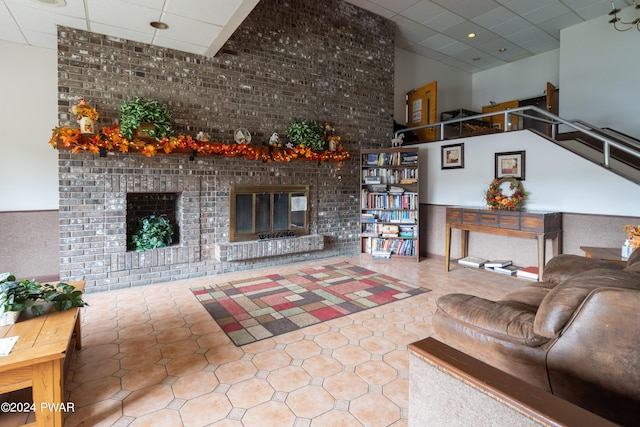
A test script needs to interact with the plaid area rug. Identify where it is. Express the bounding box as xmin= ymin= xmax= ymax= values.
xmin=191 ymin=261 xmax=429 ymax=346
